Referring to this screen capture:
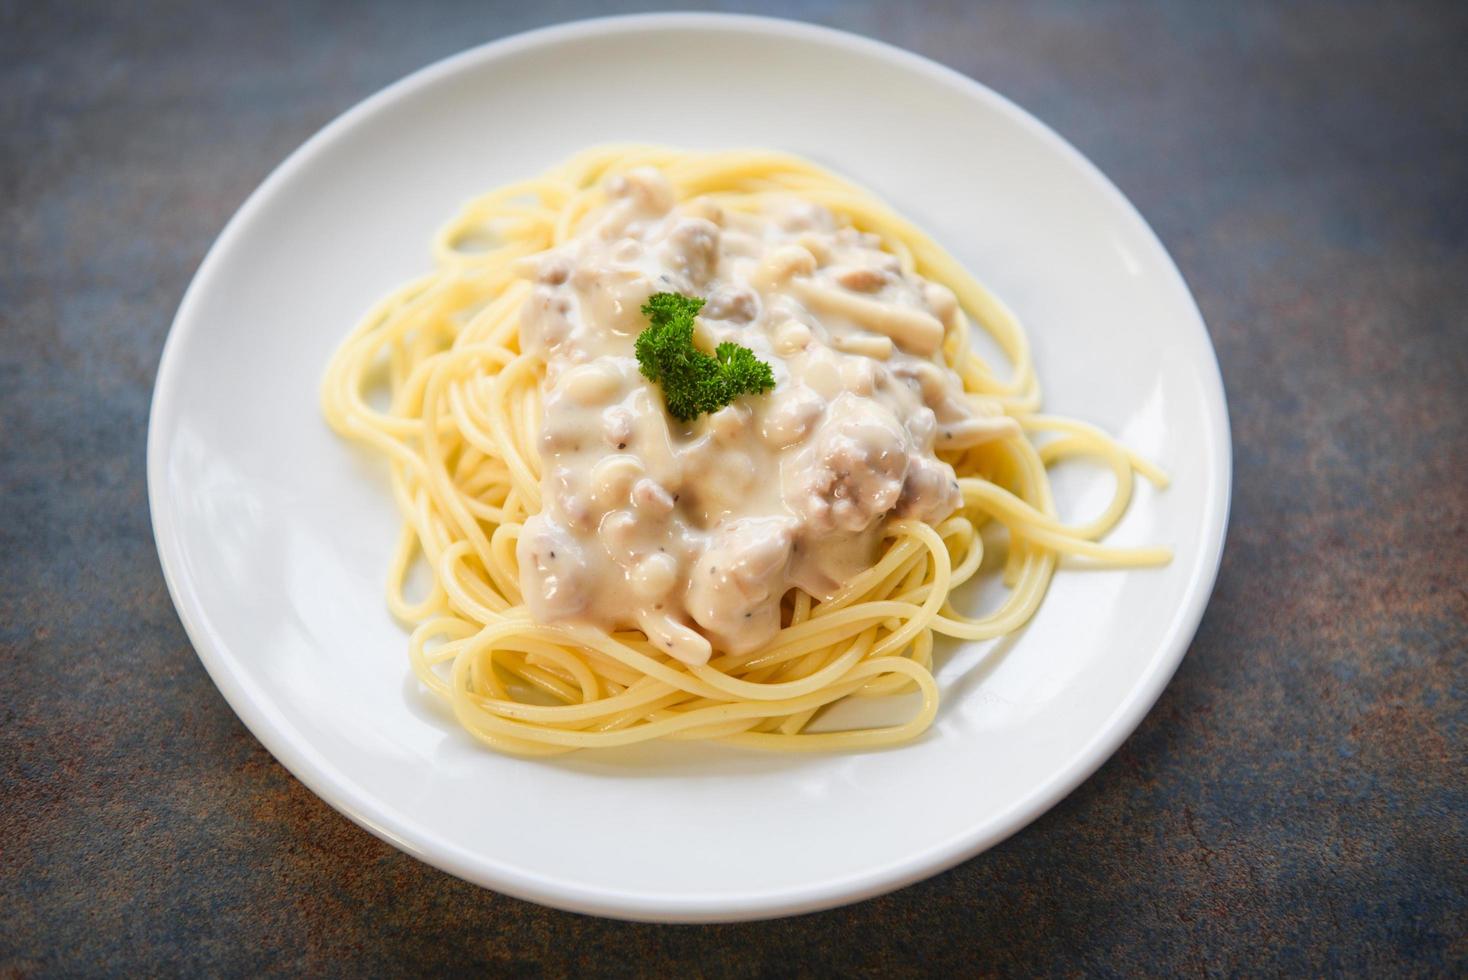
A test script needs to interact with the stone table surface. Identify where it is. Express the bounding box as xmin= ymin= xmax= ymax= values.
xmin=3 ymin=1 xmax=1465 ymax=975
